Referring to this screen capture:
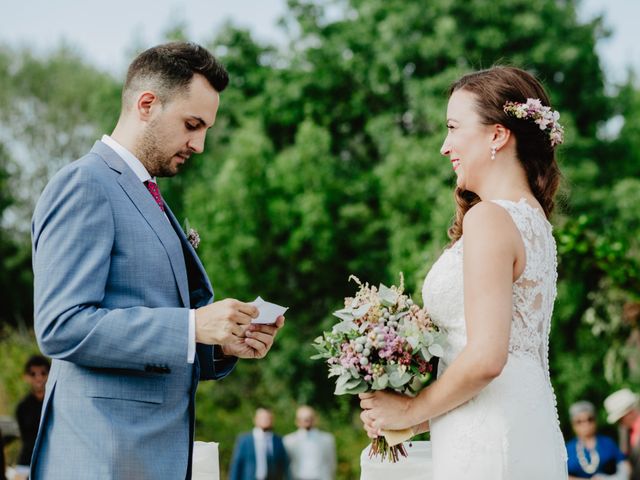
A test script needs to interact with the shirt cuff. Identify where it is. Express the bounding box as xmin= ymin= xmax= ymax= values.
xmin=187 ymin=309 xmax=196 ymax=364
